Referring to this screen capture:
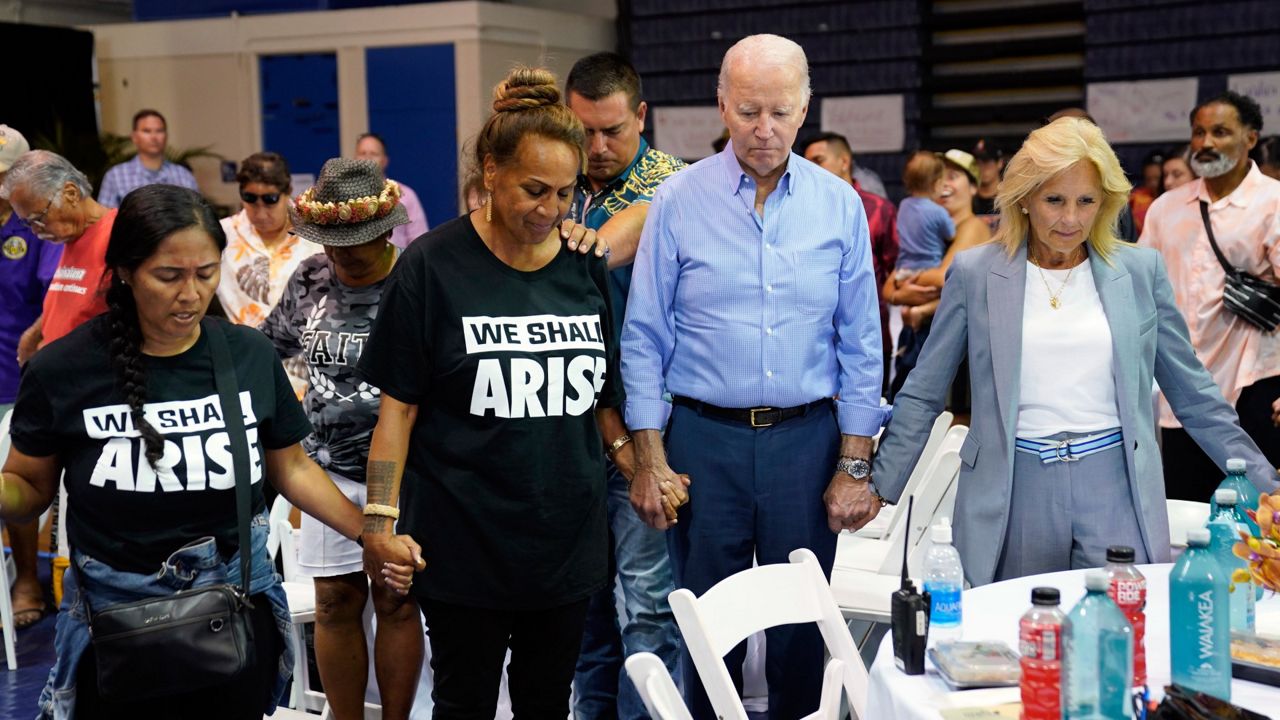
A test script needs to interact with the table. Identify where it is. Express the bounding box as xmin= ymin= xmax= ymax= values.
xmin=865 ymin=564 xmax=1280 ymax=719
